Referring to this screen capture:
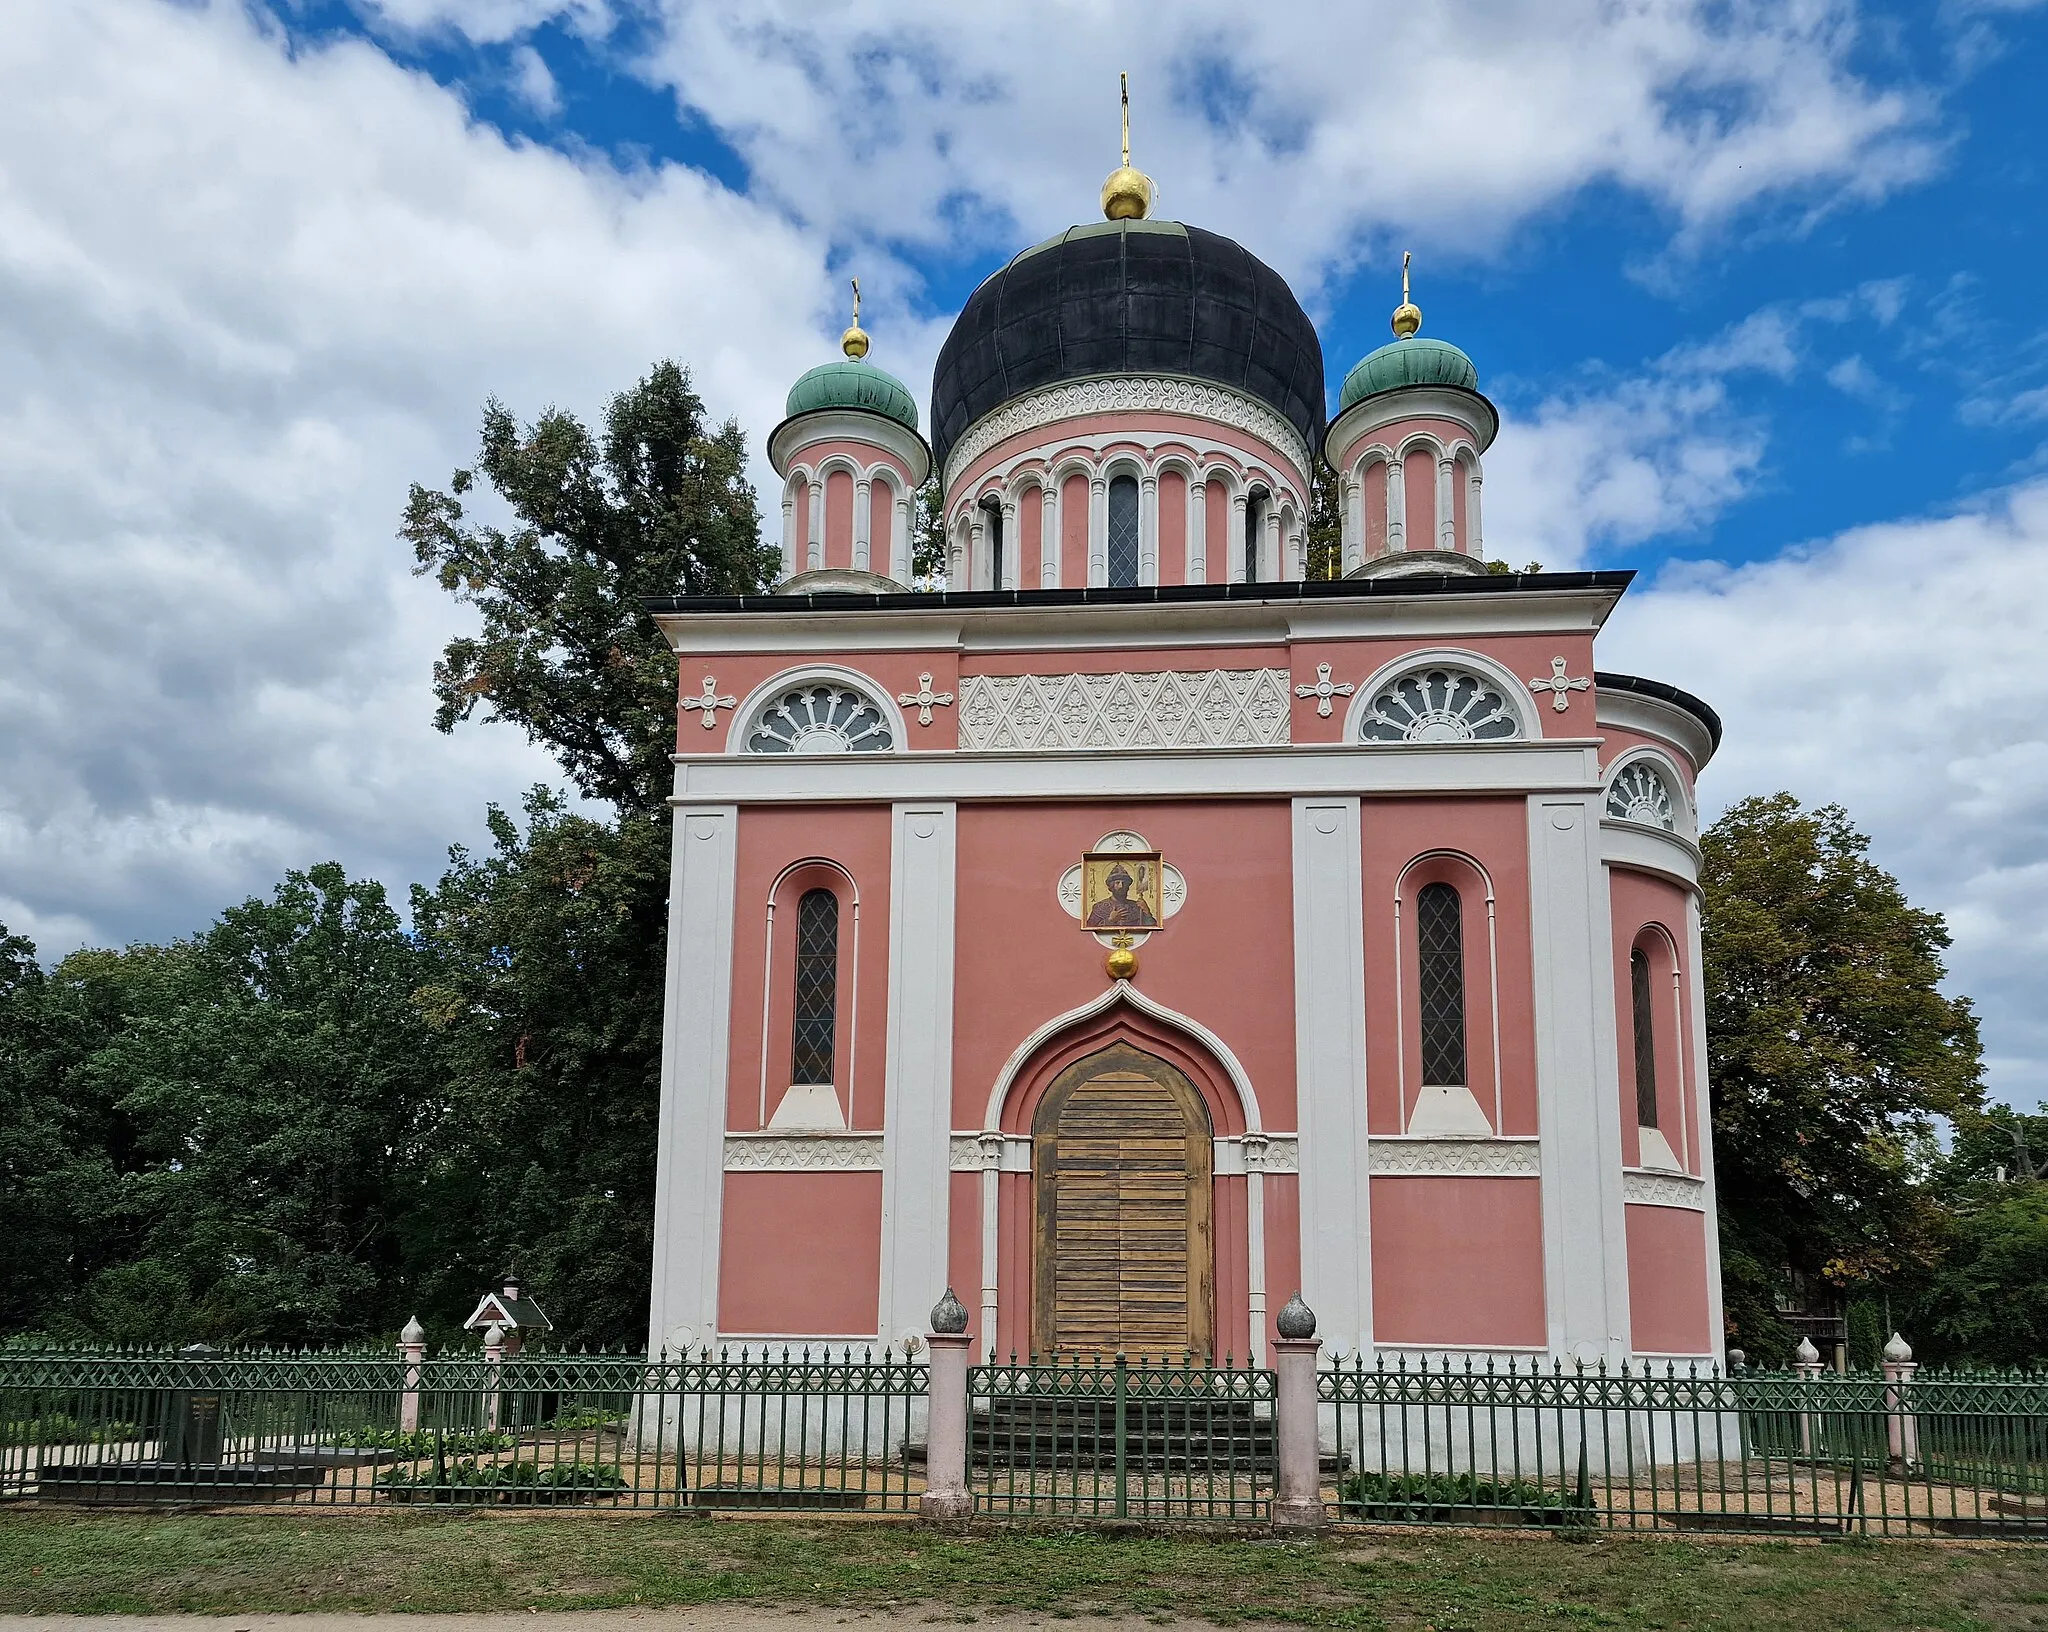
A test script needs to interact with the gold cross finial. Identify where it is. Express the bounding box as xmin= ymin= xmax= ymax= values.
xmin=1392 ymin=250 xmax=1422 ymax=338
xmin=840 ymin=275 xmax=870 ymax=359
xmin=1101 ymin=71 xmax=1154 ymax=220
